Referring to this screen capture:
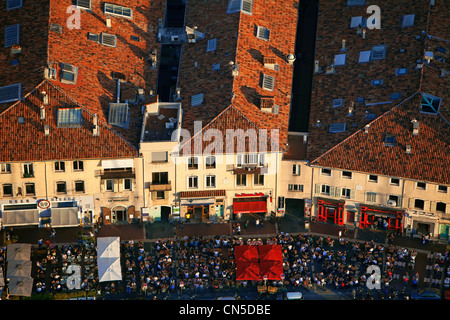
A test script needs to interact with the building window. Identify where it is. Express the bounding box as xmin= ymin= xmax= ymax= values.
xmin=7 ymin=0 xmax=23 ymax=10
xmin=22 ymin=163 xmax=34 ymax=178
xmin=401 ymin=14 xmax=415 ymax=28
xmin=0 ymin=83 xmax=22 ymax=104
xmin=152 ymin=172 xmax=168 ymax=184
xmin=420 ymin=93 xmax=441 ymax=114
xmin=388 ymin=195 xmax=400 ymax=207
xmin=366 ymin=192 xmax=377 ymax=203
xmin=151 ymin=151 xmax=168 ymax=163
xmin=416 ymin=182 xmax=426 ymax=190
xmin=390 ymin=178 xmax=400 ymax=186
xmin=104 ymin=3 xmax=132 ymax=19
xmin=73 ymin=160 xmax=84 ymax=171
xmin=188 ymin=176 xmax=198 ymax=189
xmin=100 ymin=32 xmax=117 ymax=47
xmin=321 ymin=168 xmax=331 ymax=176
xmin=236 ymin=174 xmax=246 ymax=187
xmin=288 ymin=184 xmax=303 ymax=192
xmin=254 ymin=173 xmax=264 ymax=186
xmin=25 ymin=183 xmax=35 ymax=195
xmin=57 ymin=108 xmax=83 ymax=128
xmin=206 ymin=38 xmax=217 ymax=52
xmin=368 ymin=174 xmax=378 ymax=183
xmin=414 ymin=199 xmax=424 ymax=210
xmin=370 ymin=44 xmax=387 ymax=61
xmin=56 ymin=181 xmax=67 ymax=194
xmin=188 ymin=157 xmax=198 ymax=170
xmin=105 ymin=180 xmax=114 ymax=192
xmin=156 ymin=191 xmax=165 ymax=200
xmin=3 ymin=184 xmax=13 ymax=196
xmin=227 ymin=0 xmax=253 ymax=14
xmin=205 ymin=156 xmax=216 ymax=169
xmin=75 ymin=181 xmax=85 ymax=193
xmin=54 ymin=161 xmax=65 ymax=172
xmin=191 ymin=93 xmax=204 ymax=107
xmin=342 ymin=171 xmax=352 ymax=179
xmin=121 ymin=178 xmax=131 ymax=191
xmin=4 ymin=23 xmax=20 ymax=48
xmin=262 ymin=74 xmax=275 ymax=91
xmin=321 ymin=185 xmax=331 ymax=195
xmin=436 ymin=202 xmax=446 ymax=213
xmin=341 ymin=188 xmax=352 ymax=198
xmin=60 ymin=63 xmax=78 ymax=85
xmin=438 ymin=185 xmax=448 ymax=193
xmin=205 ymin=175 xmax=216 ymax=188
xmin=1 ymin=163 xmax=11 ymax=173
xmin=256 ymin=26 xmax=270 ymax=41
xmin=292 ymin=164 xmax=300 ymax=175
